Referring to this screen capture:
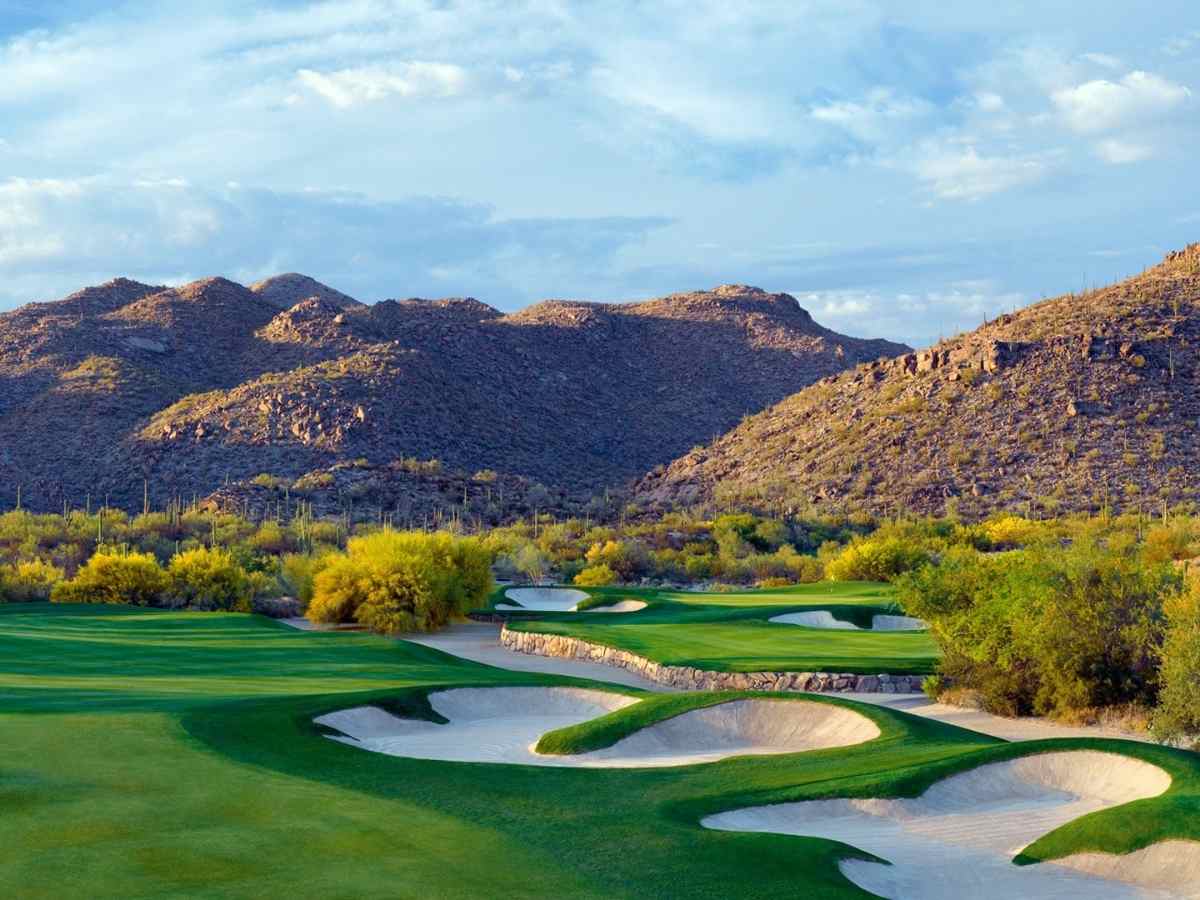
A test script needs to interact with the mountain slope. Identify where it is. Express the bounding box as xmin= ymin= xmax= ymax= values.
xmin=249 ymin=273 xmax=362 ymax=309
xmin=0 ymin=279 xmax=906 ymax=512
xmin=635 ymin=245 xmax=1200 ymax=518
